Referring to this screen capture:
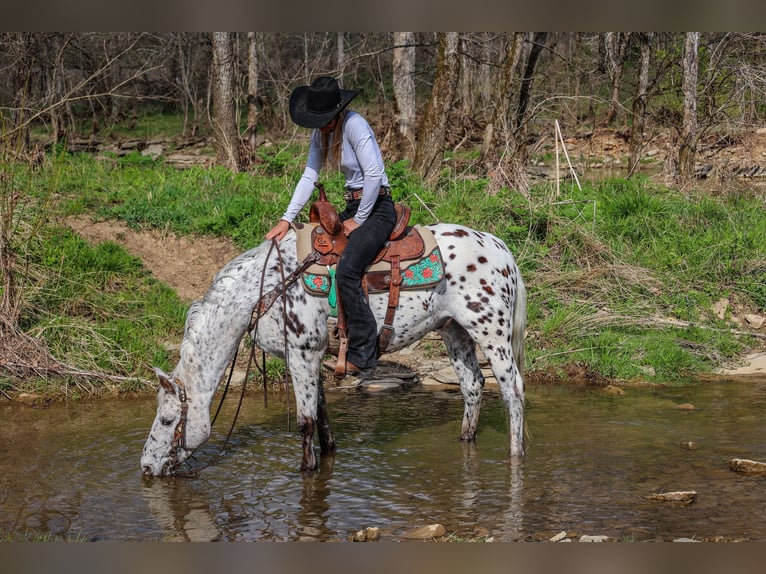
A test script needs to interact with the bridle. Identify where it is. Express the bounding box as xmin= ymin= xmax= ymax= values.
xmin=164 ymin=238 xmax=320 ymax=478
xmin=168 ymin=381 xmax=189 ymax=471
